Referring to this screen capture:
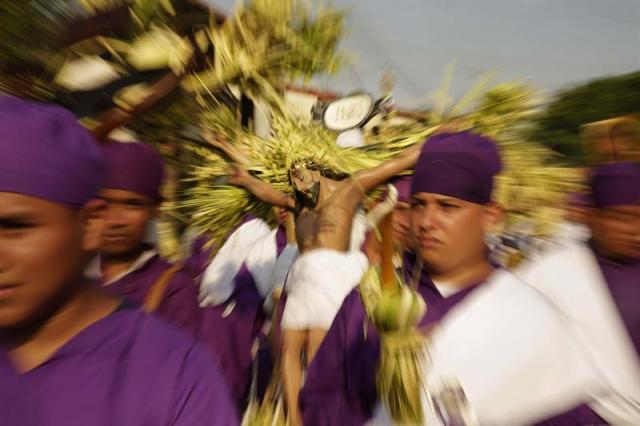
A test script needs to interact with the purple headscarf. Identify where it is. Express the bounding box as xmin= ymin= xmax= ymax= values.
xmin=101 ymin=141 xmax=165 ymax=200
xmin=591 ymin=162 xmax=640 ymax=208
xmin=0 ymin=96 xmax=103 ymax=208
xmin=567 ymin=191 xmax=594 ymax=208
xmin=388 ymin=175 xmax=413 ymax=204
xmin=411 ymin=131 xmax=502 ymax=204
